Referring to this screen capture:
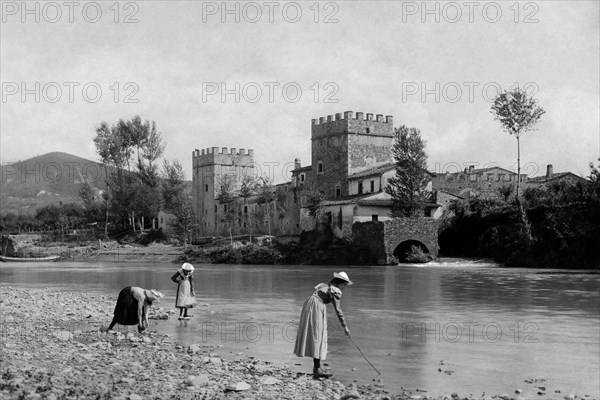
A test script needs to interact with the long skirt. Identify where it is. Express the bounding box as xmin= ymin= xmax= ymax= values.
xmin=293 ymin=294 xmax=328 ymax=360
xmin=176 ymin=279 xmax=194 ymax=308
xmin=112 ymin=286 xmax=140 ymax=326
